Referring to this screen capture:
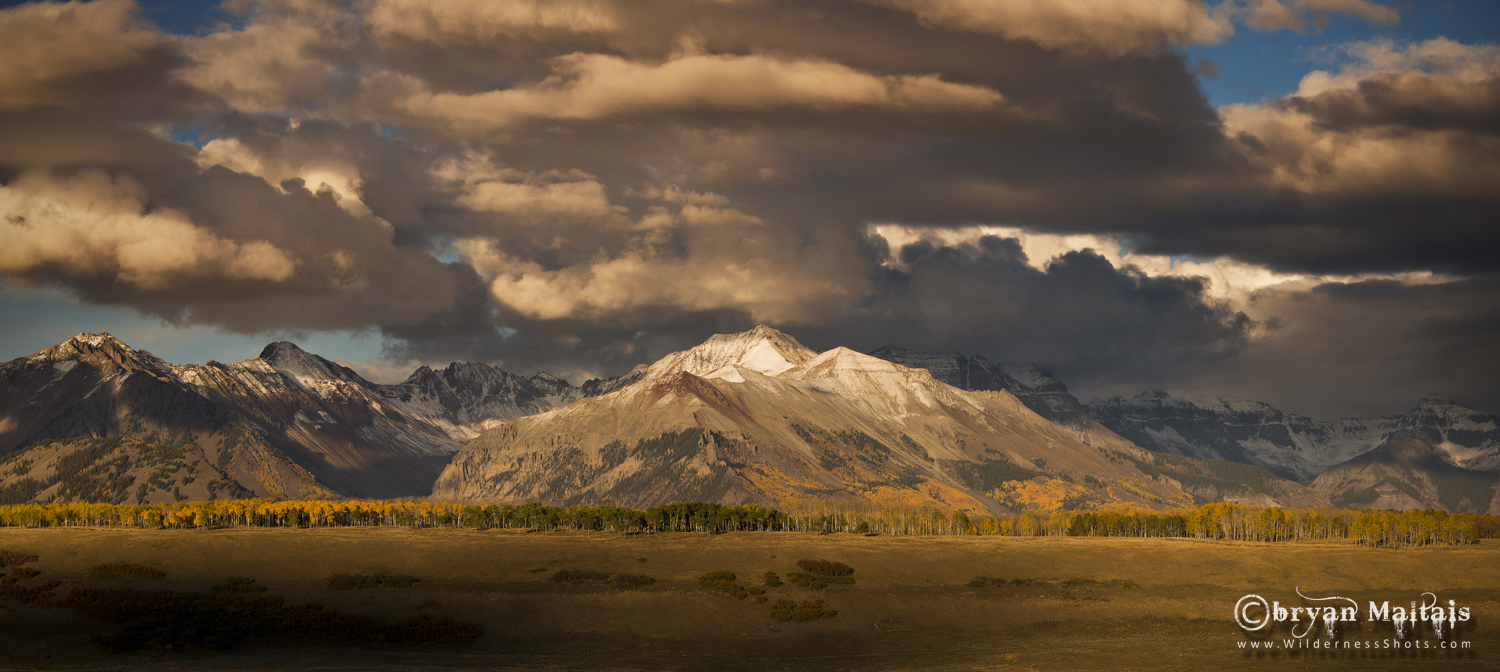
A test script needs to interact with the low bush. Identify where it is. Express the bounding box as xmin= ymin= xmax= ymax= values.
xmin=769 ymin=599 xmax=837 ymax=622
xmin=60 ymin=582 xmax=483 ymax=652
xmin=9 ymin=566 xmax=39 ymax=580
xmin=787 ymin=573 xmax=855 ymax=590
xmin=211 ymin=577 xmax=269 ymax=595
xmin=548 ymin=569 xmax=611 ymax=584
xmin=796 ymin=559 xmax=854 ymax=577
xmin=92 ymin=563 xmax=166 ymax=581
xmin=763 ymin=571 xmax=783 ymax=587
xmin=609 ymin=573 xmax=656 ymax=589
xmin=0 ymin=550 xmax=38 ymax=567
xmin=0 ymin=579 xmax=59 ymax=604
xmin=549 ymin=569 xmax=655 ymax=589
xmin=327 ymin=573 xmax=420 ymax=590
xmin=699 ymin=570 xmax=747 ymax=599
